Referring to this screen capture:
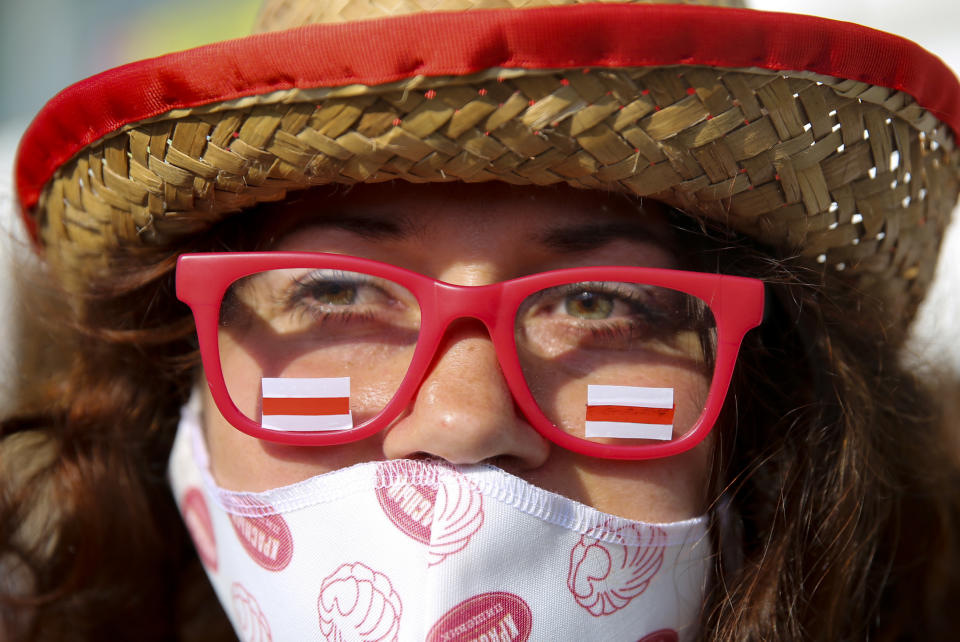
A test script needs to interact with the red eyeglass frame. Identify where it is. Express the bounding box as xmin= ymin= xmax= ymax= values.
xmin=176 ymin=252 xmax=764 ymax=460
